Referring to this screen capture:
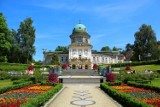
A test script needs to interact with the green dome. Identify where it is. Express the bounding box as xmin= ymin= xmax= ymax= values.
xmin=73 ymin=24 xmax=87 ymax=33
